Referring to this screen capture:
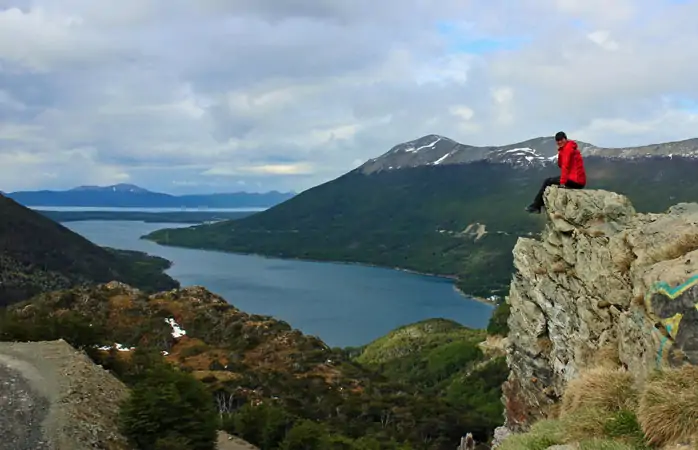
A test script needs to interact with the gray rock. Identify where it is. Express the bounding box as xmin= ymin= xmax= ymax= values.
xmin=490 ymin=426 xmax=513 ymax=449
xmin=503 ymin=186 xmax=698 ymax=431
